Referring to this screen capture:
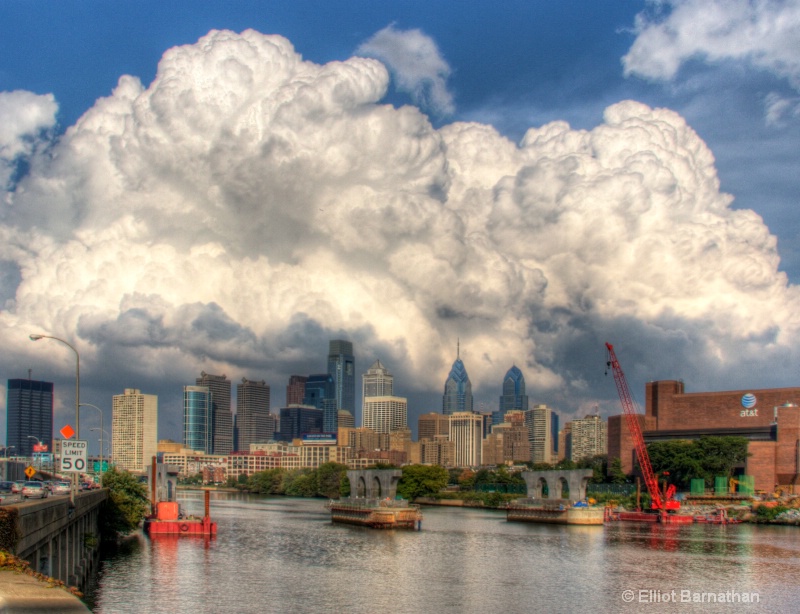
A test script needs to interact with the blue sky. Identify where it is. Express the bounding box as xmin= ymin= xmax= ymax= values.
xmin=2 ymin=1 xmax=799 ymax=447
